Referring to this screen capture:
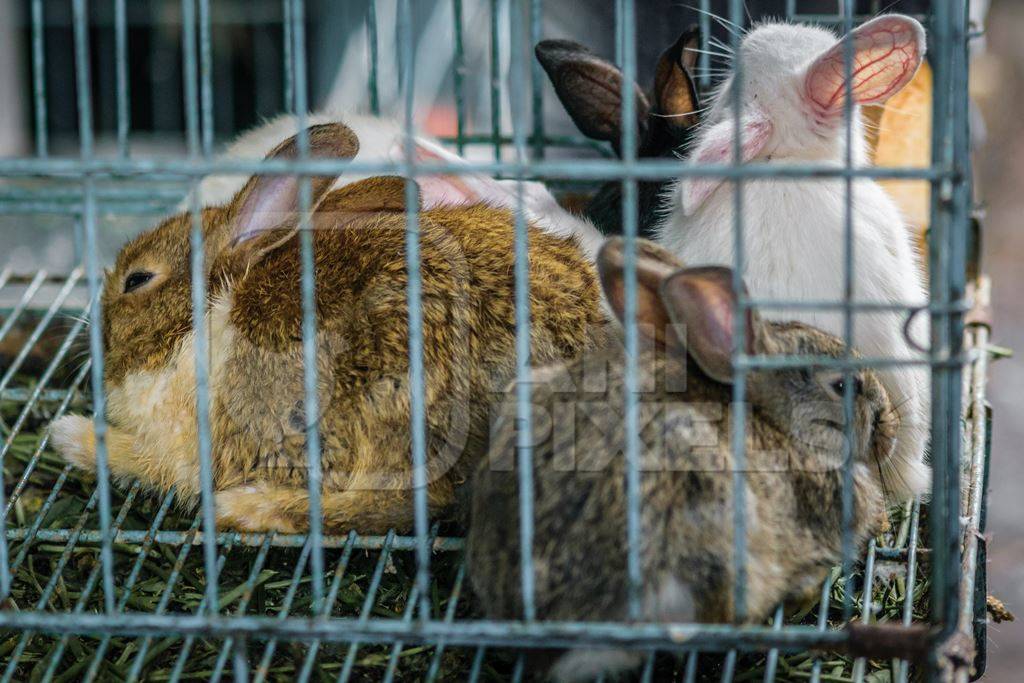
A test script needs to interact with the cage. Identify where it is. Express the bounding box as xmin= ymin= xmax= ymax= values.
xmin=0 ymin=1 xmax=991 ymax=682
